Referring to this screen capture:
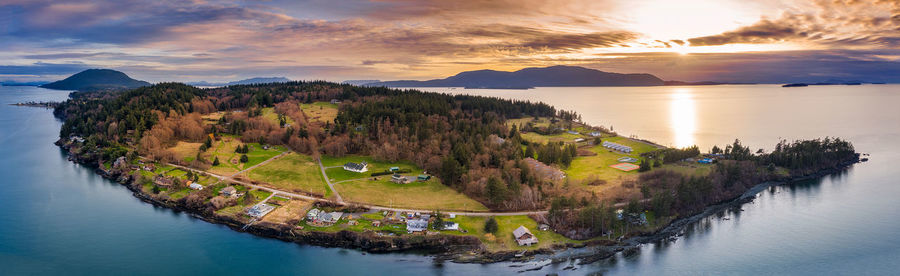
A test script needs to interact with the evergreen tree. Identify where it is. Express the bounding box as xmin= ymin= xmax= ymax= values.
xmin=212 ymin=156 xmax=220 ymax=166
xmin=484 ymin=217 xmax=499 ymax=234
xmin=240 ymin=154 xmax=249 ymax=163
